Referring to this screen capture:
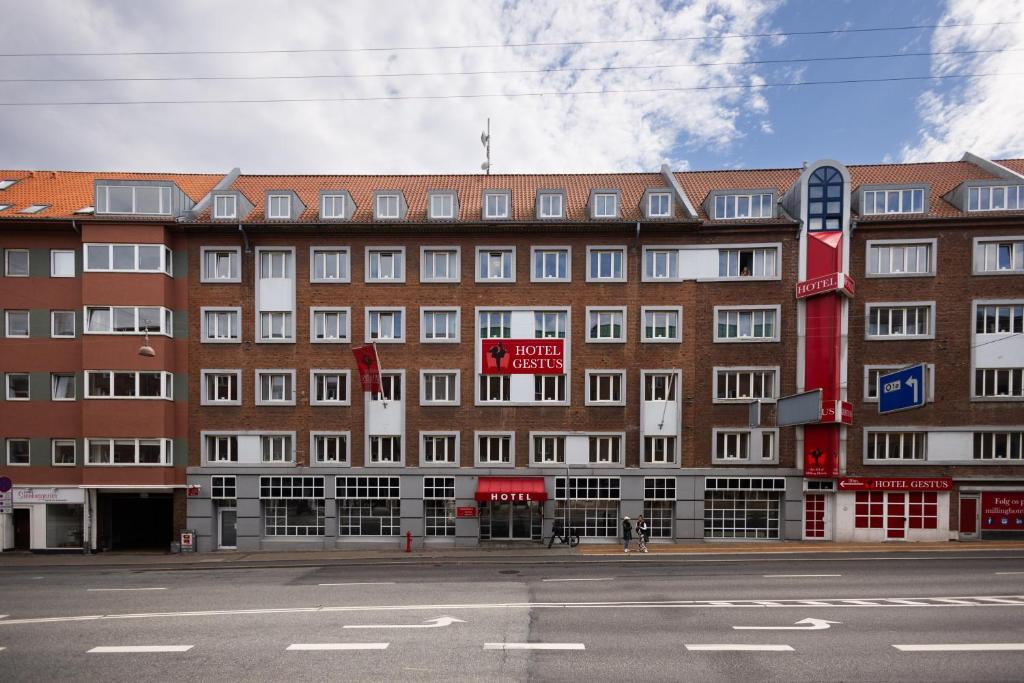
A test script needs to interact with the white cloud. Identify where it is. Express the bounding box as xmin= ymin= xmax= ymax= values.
xmin=0 ymin=0 xmax=781 ymax=173
xmin=900 ymin=0 xmax=1024 ymax=162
